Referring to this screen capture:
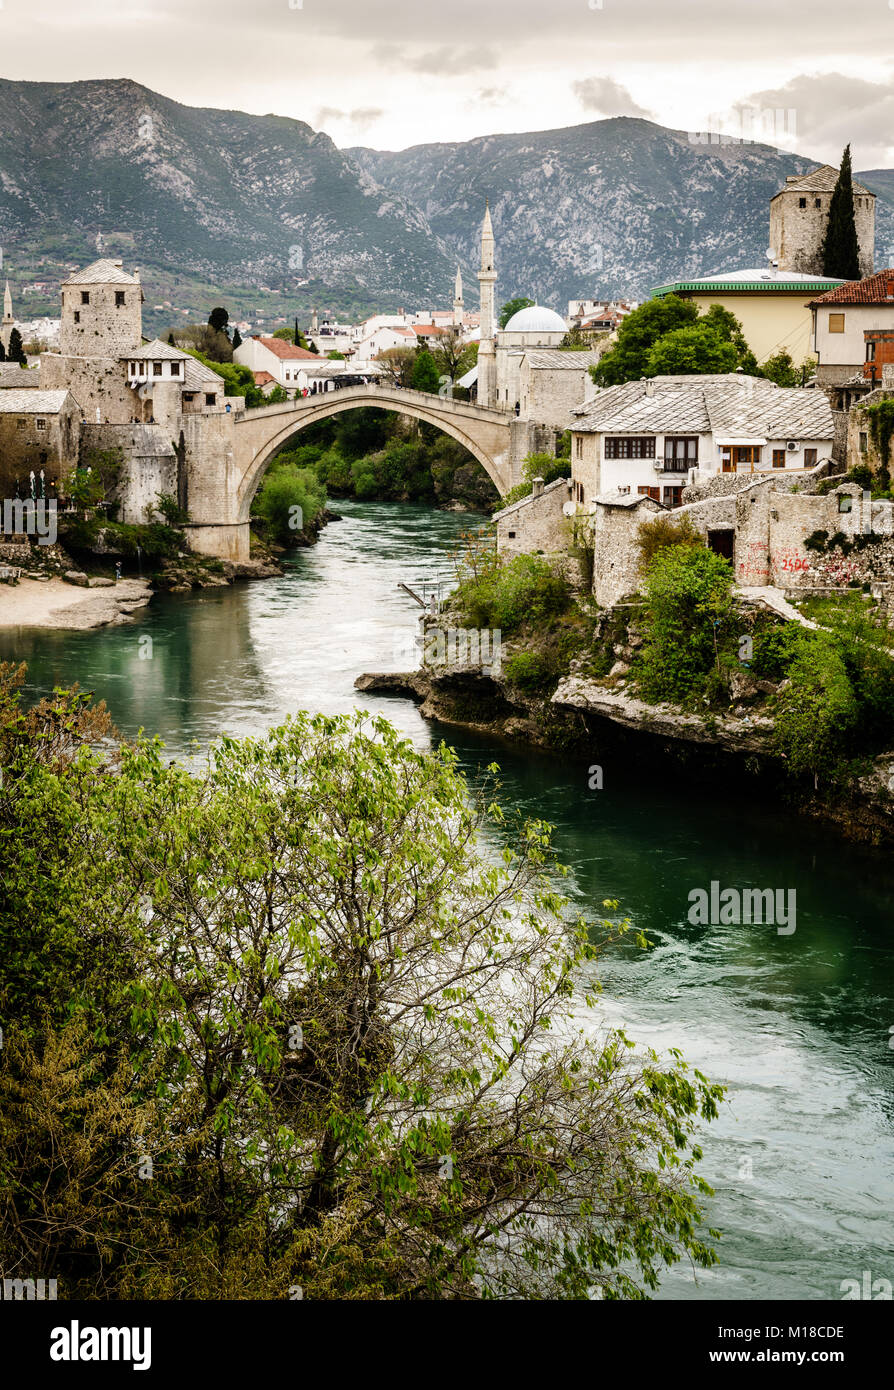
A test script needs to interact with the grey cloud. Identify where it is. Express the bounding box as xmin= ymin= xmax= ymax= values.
xmin=573 ymin=77 xmax=653 ymax=119
xmin=316 ymin=106 xmax=385 ymax=132
xmin=372 ymin=43 xmax=497 ymax=76
xmin=739 ymin=72 xmax=894 ymax=168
